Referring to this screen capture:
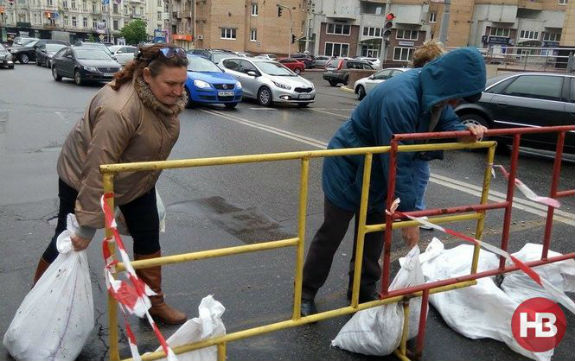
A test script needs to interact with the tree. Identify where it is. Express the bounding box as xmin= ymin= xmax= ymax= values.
xmin=120 ymin=19 xmax=147 ymax=45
